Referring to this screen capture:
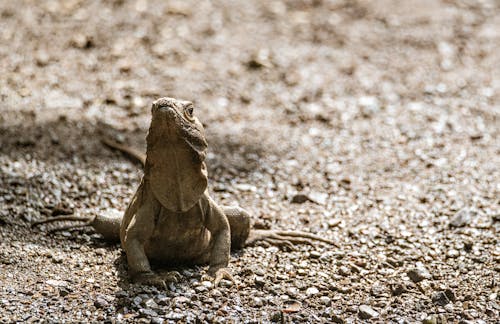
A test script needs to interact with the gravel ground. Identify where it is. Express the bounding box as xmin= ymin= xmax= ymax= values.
xmin=1 ymin=0 xmax=499 ymax=322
